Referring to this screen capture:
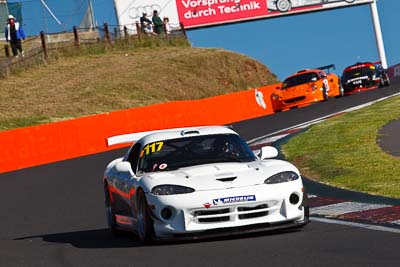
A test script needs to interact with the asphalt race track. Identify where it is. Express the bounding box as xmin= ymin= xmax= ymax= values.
xmin=1 ymin=85 xmax=400 ymax=266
